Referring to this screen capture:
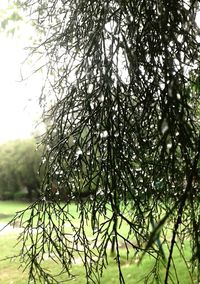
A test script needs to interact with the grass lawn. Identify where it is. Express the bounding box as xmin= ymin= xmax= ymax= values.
xmin=0 ymin=201 xmax=197 ymax=283
xmin=0 ymin=200 xmax=30 ymax=222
